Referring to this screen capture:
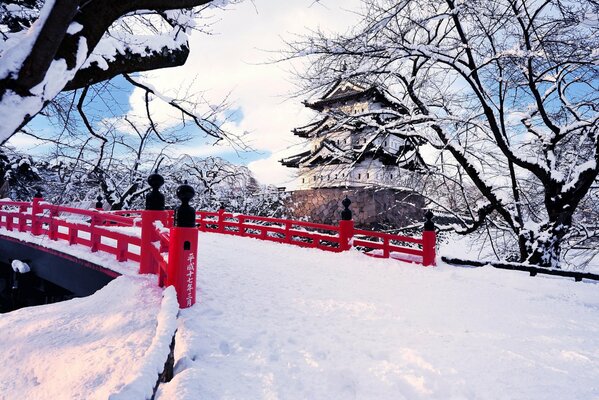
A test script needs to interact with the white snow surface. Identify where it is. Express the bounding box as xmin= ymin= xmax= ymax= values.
xmin=157 ymin=233 xmax=599 ymax=400
xmin=0 ymin=275 xmax=177 ymax=400
xmin=10 ymin=259 xmax=30 ymax=273
xmin=1 ymin=228 xmax=598 ymax=399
